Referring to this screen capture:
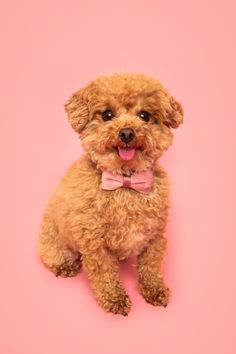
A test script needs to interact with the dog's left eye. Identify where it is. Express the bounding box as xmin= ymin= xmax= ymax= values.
xmin=102 ymin=110 xmax=115 ymax=121
xmin=138 ymin=111 xmax=150 ymax=122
